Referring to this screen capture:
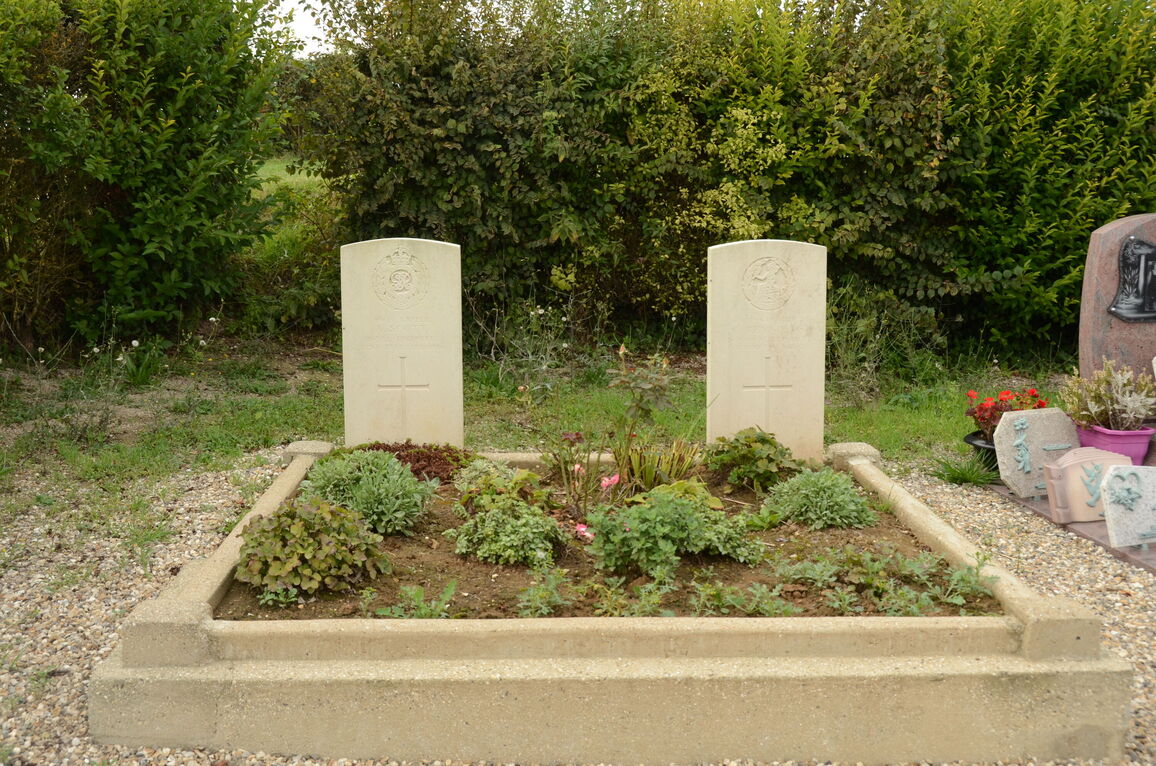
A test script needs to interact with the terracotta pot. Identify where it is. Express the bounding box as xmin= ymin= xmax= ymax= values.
xmin=963 ymin=430 xmax=998 ymax=470
xmin=1077 ymin=424 xmax=1156 ymax=465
